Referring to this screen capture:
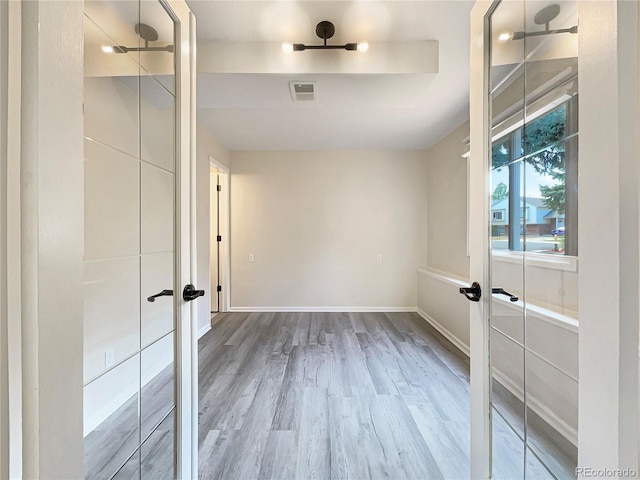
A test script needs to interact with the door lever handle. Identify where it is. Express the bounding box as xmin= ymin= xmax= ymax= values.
xmin=147 ymin=289 xmax=173 ymax=303
xmin=491 ymin=288 xmax=519 ymax=302
xmin=183 ymin=284 xmax=205 ymax=302
xmin=459 ymin=282 xmax=482 ymax=302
